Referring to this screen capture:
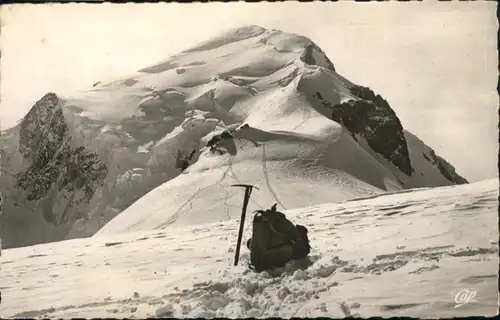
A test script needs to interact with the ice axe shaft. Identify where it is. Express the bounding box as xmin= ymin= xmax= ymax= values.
xmin=232 ymin=184 xmax=259 ymax=266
